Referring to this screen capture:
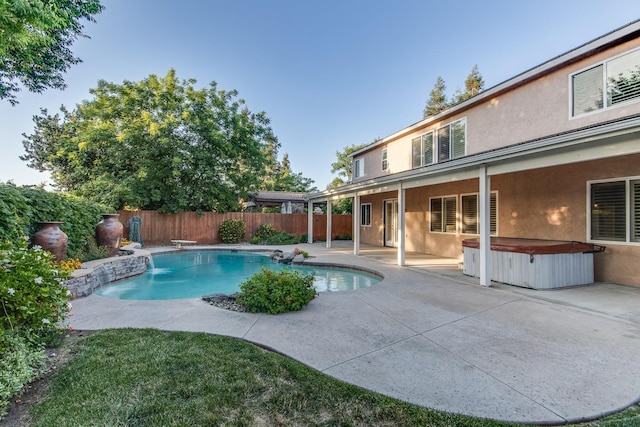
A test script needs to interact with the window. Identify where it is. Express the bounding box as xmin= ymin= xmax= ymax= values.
xmin=461 ymin=192 xmax=498 ymax=235
xmin=360 ymin=203 xmax=371 ymax=226
xmin=411 ymin=132 xmax=434 ymax=168
xmin=437 ymin=118 xmax=466 ymax=162
xmin=381 ymin=148 xmax=388 ymax=171
xmin=572 ymin=48 xmax=640 ymax=116
xmin=353 ymin=158 xmax=364 ymax=179
xmin=411 ymin=119 xmax=465 ymax=169
xmin=430 ymin=196 xmax=457 ymax=233
xmin=590 ymin=178 xmax=640 ymax=242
